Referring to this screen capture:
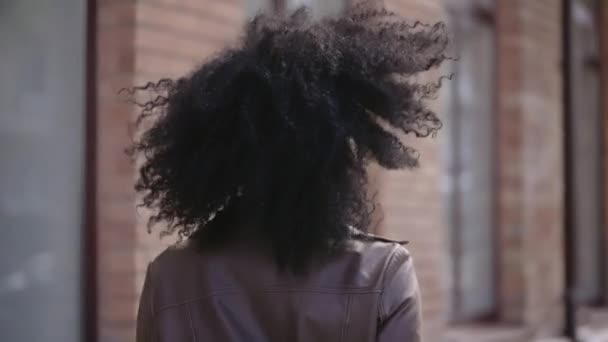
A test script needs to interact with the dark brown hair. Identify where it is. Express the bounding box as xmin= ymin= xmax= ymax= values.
xmin=127 ymin=5 xmax=450 ymax=272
